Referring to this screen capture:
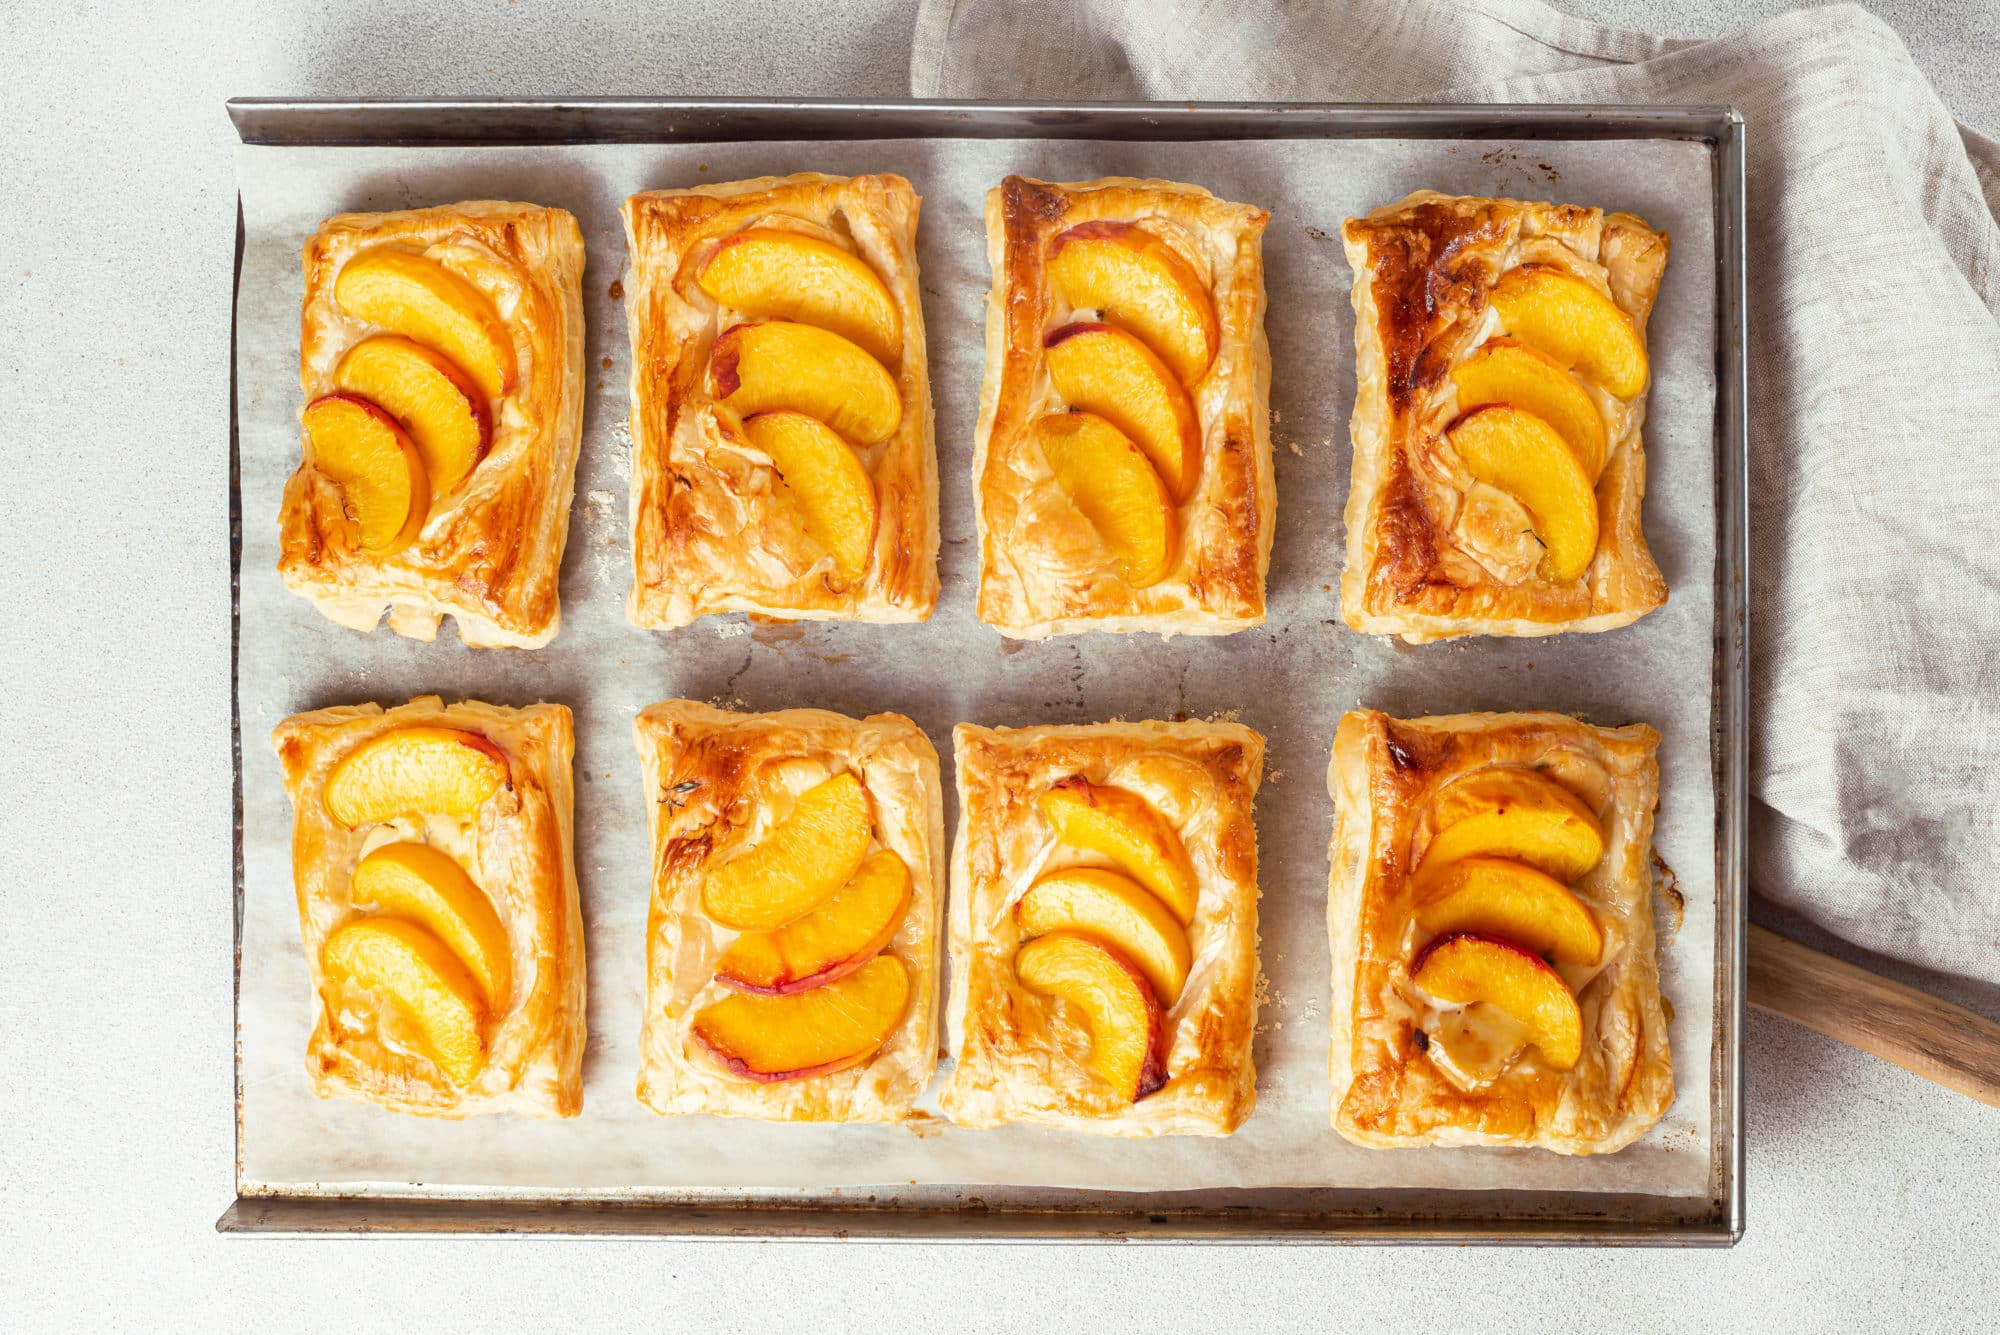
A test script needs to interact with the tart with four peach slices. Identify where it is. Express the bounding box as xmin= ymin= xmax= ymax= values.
xmin=1340 ymin=191 xmax=1670 ymax=642
xmin=272 ymin=697 xmax=586 ymax=1117
xmin=972 ymin=177 xmax=1274 ymax=638
xmin=281 ymin=202 xmax=585 ymax=648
